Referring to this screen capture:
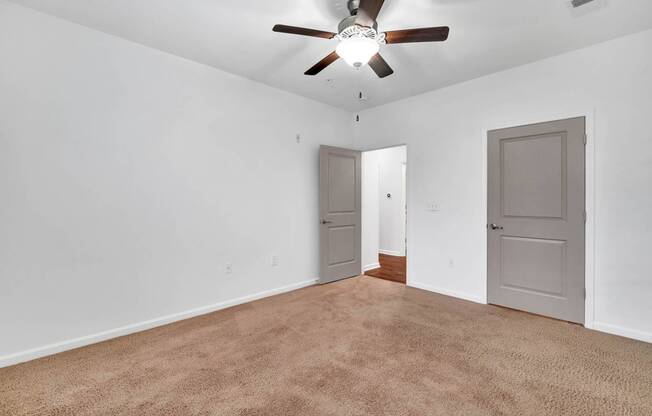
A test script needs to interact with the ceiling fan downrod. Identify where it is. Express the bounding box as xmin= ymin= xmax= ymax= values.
xmin=347 ymin=0 xmax=361 ymax=16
